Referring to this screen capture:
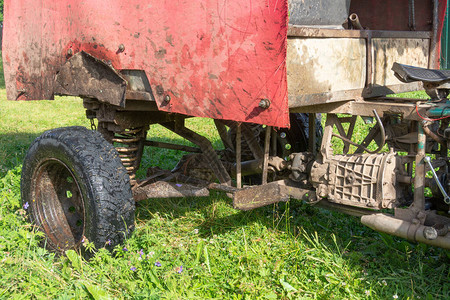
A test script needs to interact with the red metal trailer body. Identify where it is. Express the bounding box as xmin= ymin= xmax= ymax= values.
xmin=3 ymin=0 xmax=289 ymax=127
